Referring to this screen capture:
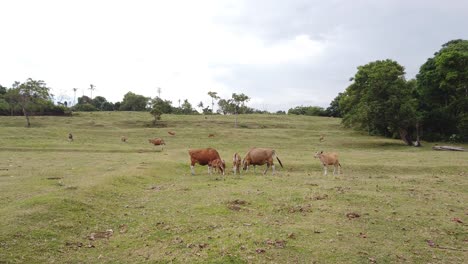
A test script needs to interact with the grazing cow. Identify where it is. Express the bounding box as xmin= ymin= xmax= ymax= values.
xmin=188 ymin=148 xmax=225 ymax=176
xmin=242 ymin=148 xmax=283 ymax=175
xmin=210 ymin=158 xmax=226 ymax=175
xmin=314 ymin=151 xmax=341 ymax=175
xmin=121 ymin=136 xmax=128 ymax=143
xmin=233 ymin=153 xmax=241 ymax=175
xmin=208 ymin=134 xmax=215 ymax=138
xmin=68 ymin=133 xmax=73 ymax=142
xmin=168 ymin=131 xmax=176 ymax=136
xmin=148 ymin=138 xmax=165 ymax=150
